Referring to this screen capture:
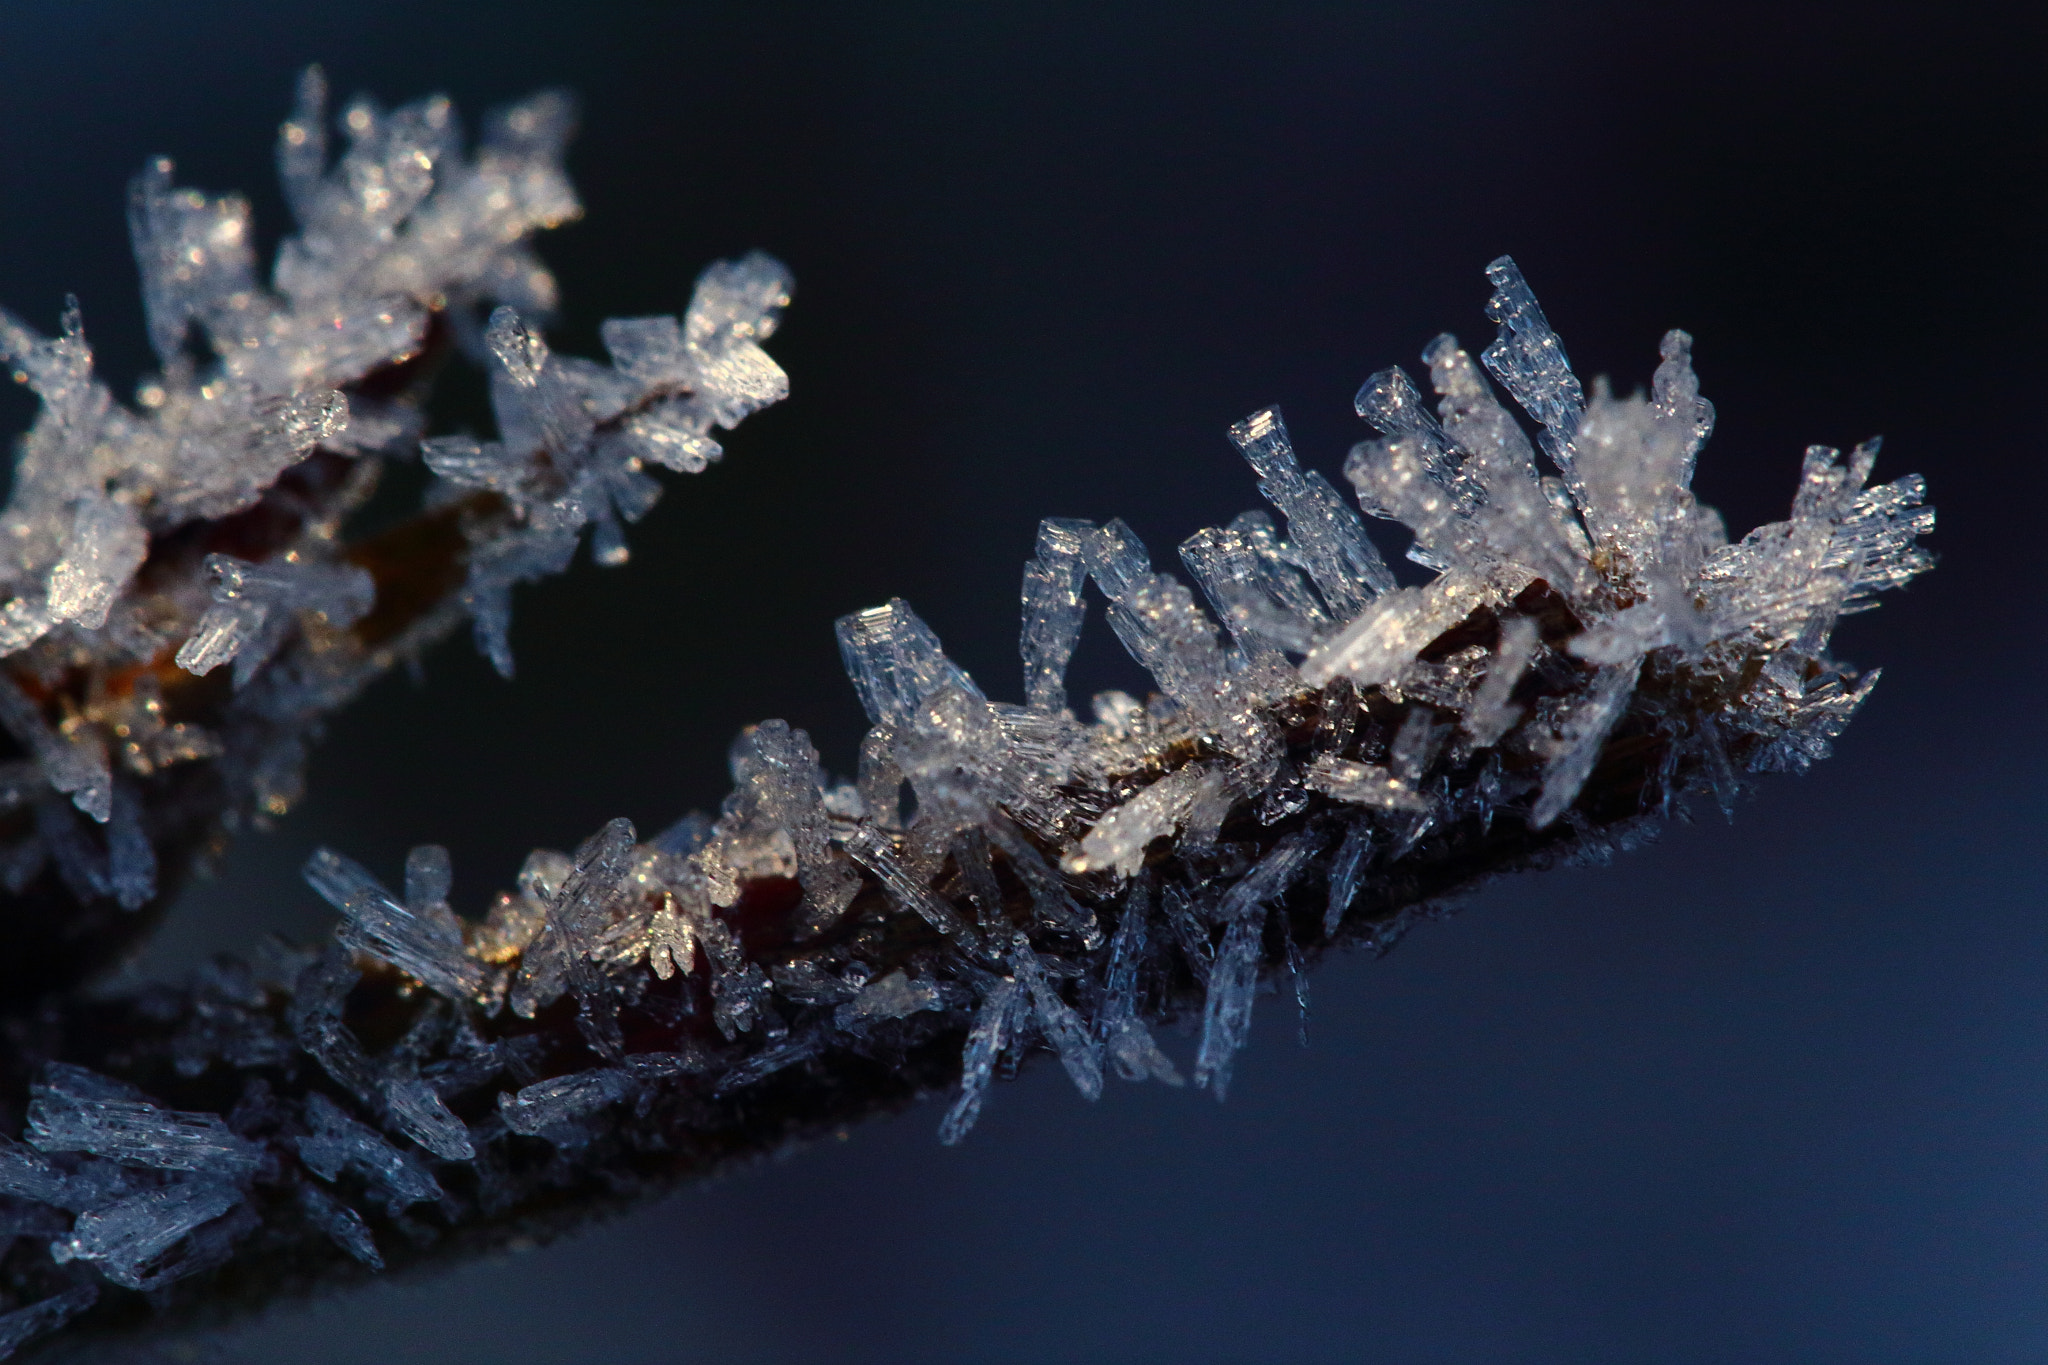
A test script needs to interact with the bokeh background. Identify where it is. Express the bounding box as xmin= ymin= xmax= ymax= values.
xmin=2 ymin=3 xmax=2043 ymax=1361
